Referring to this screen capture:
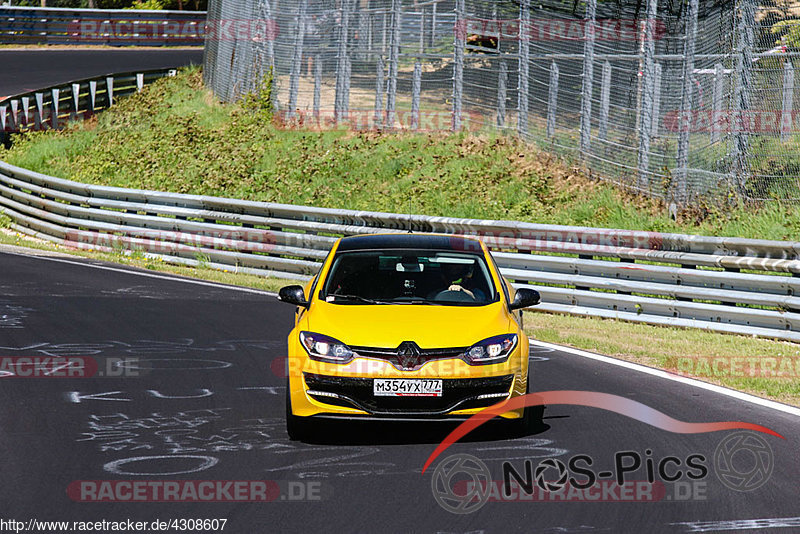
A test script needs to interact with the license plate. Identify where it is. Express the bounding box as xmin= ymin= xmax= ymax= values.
xmin=373 ymin=379 xmax=443 ymax=397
